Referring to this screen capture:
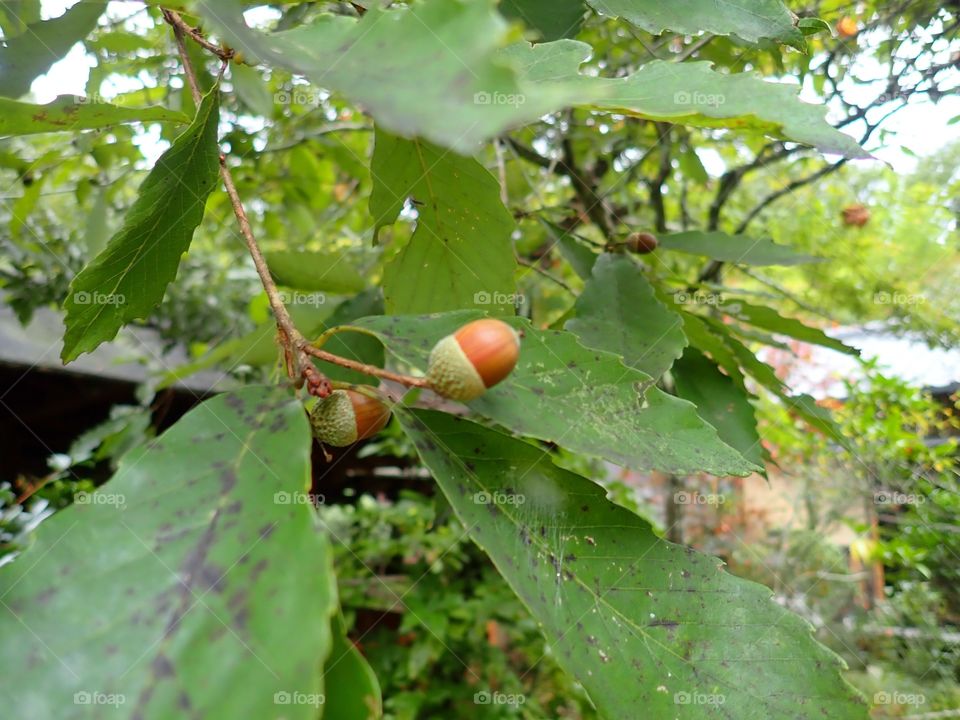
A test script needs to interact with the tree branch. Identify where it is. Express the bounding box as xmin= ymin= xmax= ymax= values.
xmin=162 ymin=9 xmax=234 ymax=61
xmin=734 ymin=159 xmax=848 ymax=235
xmin=560 ymin=131 xmax=616 ymax=239
xmin=646 ymin=122 xmax=672 ymax=233
xmin=505 ymin=132 xmax=617 ymax=239
xmin=162 ymin=10 xmax=427 ymax=396
xmin=302 ymin=346 xmax=430 ymax=389
xmin=517 ymin=257 xmax=574 ymax=293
